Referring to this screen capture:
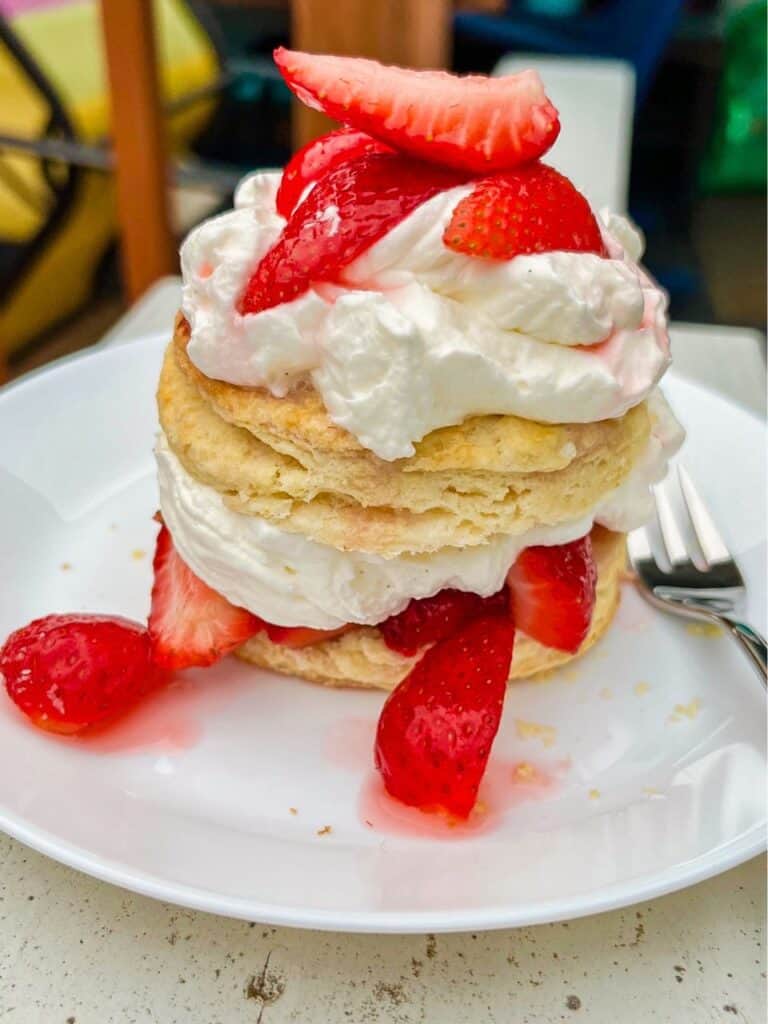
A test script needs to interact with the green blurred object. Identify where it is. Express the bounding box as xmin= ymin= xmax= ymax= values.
xmin=700 ymin=0 xmax=767 ymax=193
